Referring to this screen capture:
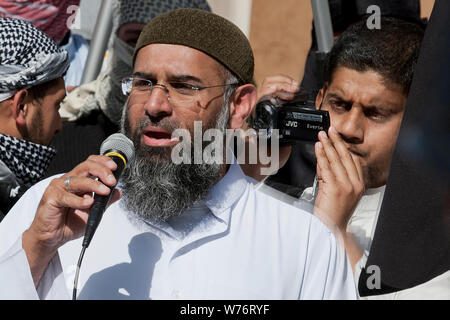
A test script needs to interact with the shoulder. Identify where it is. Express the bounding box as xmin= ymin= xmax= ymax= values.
xmin=244 ymin=181 xmax=334 ymax=243
xmin=251 ymin=181 xmax=316 ymax=223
